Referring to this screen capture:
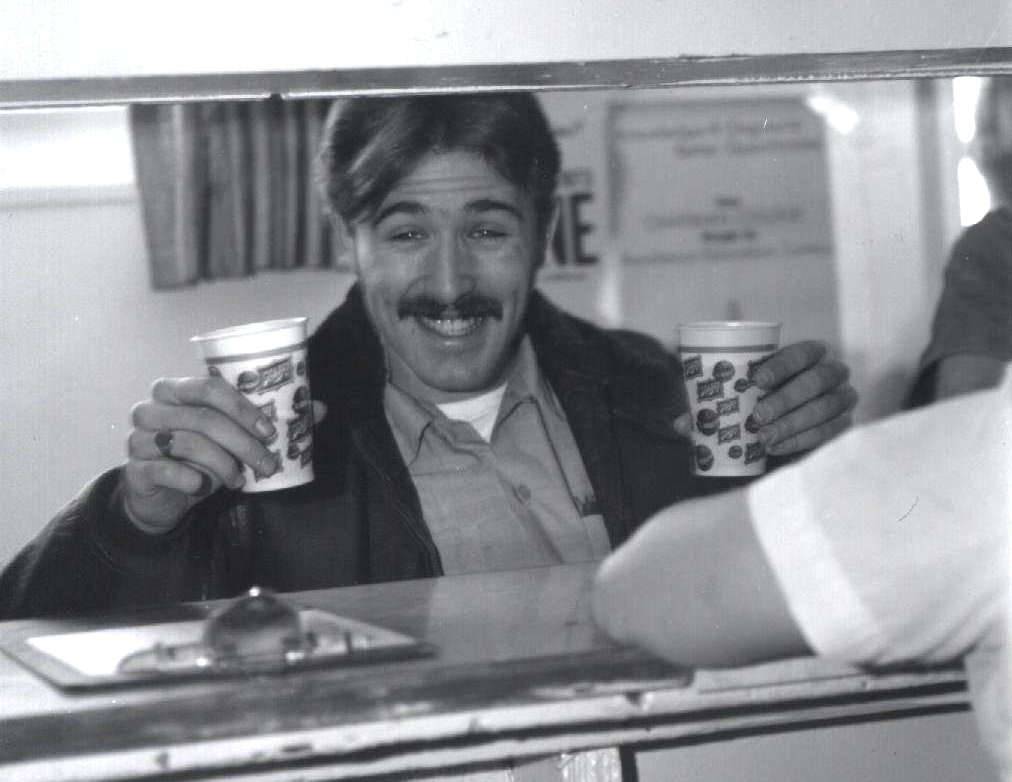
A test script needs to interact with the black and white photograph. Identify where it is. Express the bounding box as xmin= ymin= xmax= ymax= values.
xmin=0 ymin=2 xmax=1009 ymax=780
